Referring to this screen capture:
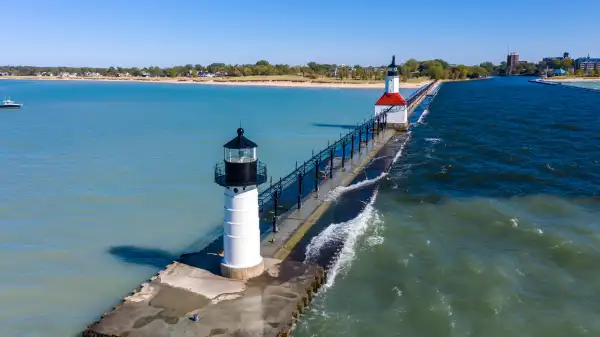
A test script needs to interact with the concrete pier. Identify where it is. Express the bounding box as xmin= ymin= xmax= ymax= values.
xmin=83 ymin=82 xmax=437 ymax=337
xmin=84 ymin=258 xmax=324 ymax=337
